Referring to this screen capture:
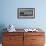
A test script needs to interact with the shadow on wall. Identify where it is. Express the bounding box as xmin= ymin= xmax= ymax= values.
xmin=0 ymin=24 xmax=7 ymax=43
